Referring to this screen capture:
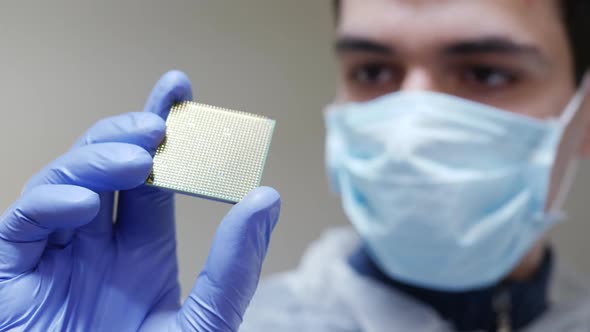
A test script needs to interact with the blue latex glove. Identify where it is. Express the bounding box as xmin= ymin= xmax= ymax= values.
xmin=0 ymin=71 xmax=281 ymax=332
